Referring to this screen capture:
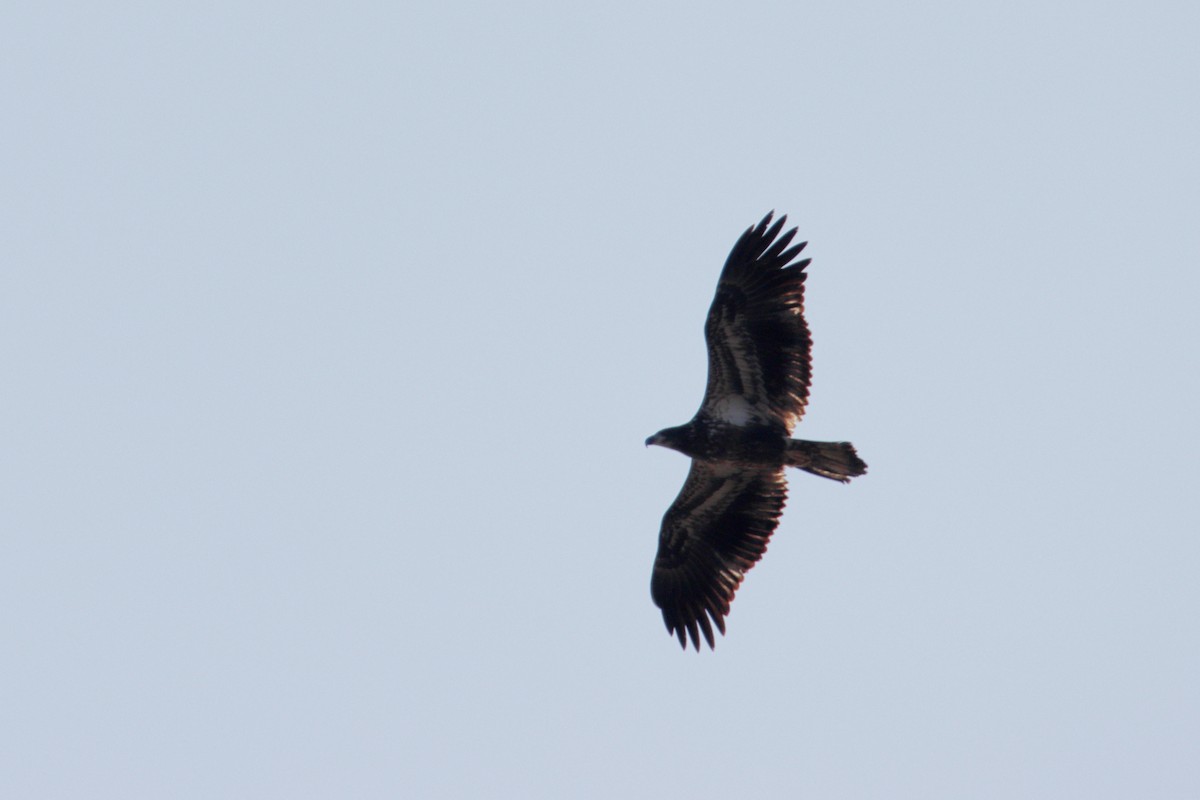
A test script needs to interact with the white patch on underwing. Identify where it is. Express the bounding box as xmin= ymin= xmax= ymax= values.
xmin=711 ymin=395 xmax=764 ymax=426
